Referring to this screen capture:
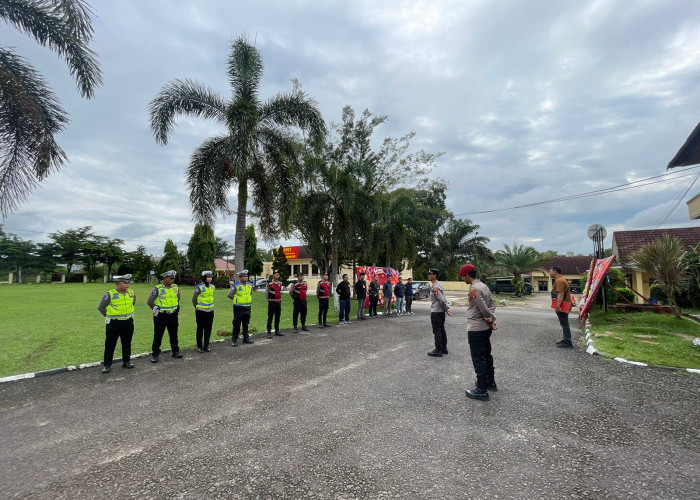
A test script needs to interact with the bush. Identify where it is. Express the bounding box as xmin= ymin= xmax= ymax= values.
xmin=215 ymin=275 xmax=233 ymax=288
xmin=649 ymin=283 xmax=667 ymax=303
xmin=615 ymin=287 xmax=635 ymax=303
